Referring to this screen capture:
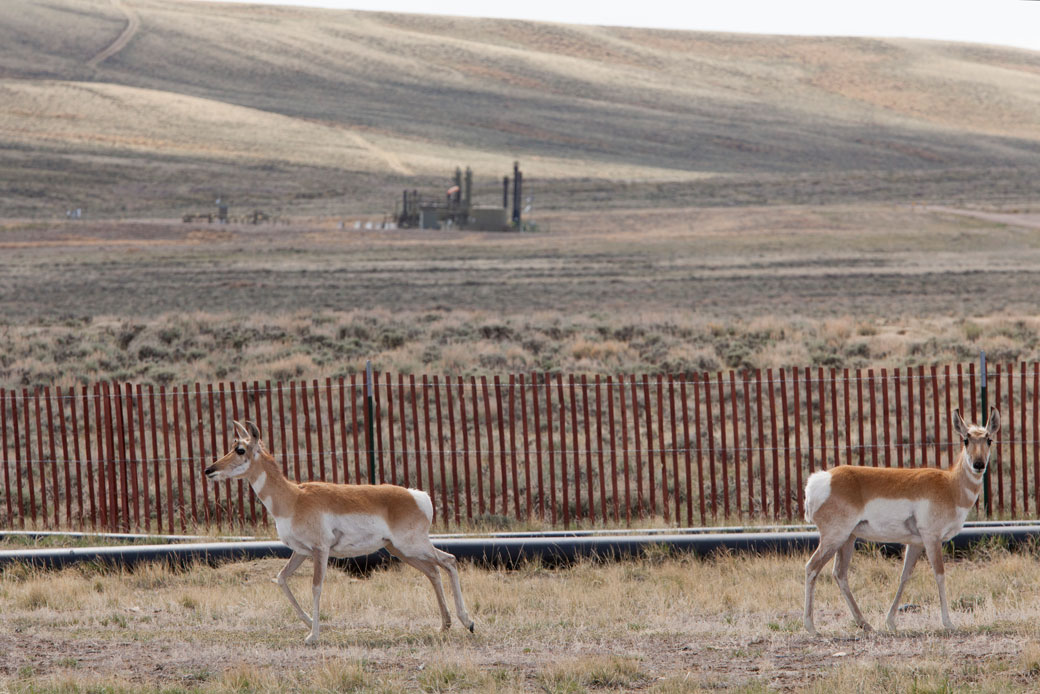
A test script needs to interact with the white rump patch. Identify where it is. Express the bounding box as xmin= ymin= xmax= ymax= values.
xmin=803 ymin=470 xmax=832 ymax=523
xmin=408 ymin=488 xmax=434 ymax=523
